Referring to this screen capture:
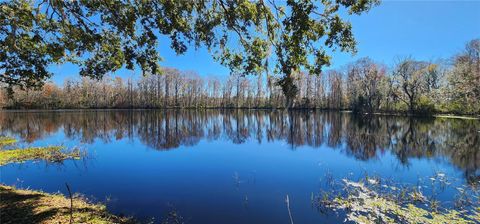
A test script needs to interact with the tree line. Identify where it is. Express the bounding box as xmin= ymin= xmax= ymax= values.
xmin=1 ymin=39 xmax=479 ymax=115
xmin=1 ymin=0 xmax=379 ymax=105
